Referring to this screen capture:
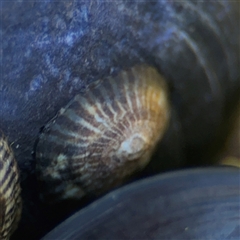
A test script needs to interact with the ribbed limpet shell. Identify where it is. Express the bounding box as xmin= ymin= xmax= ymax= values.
xmin=36 ymin=65 xmax=170 ymax=203
xmin=0 ymin=132 xmax=22 ymax=240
